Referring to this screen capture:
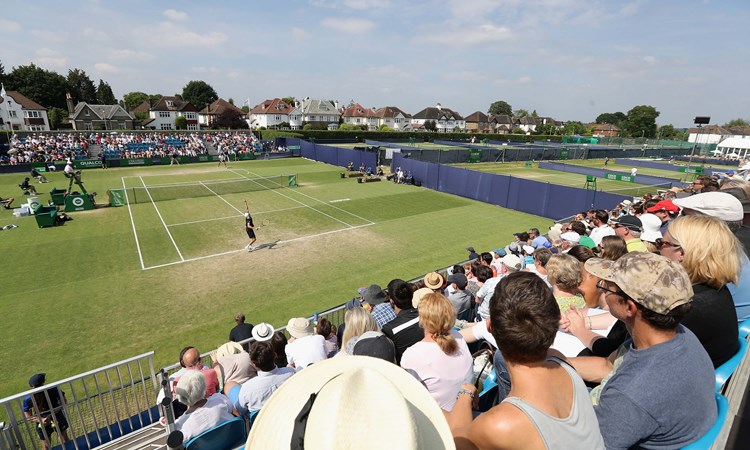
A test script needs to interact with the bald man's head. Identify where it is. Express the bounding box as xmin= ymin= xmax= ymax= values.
xmin=180 ymin=347 xmax=201 ymax=368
